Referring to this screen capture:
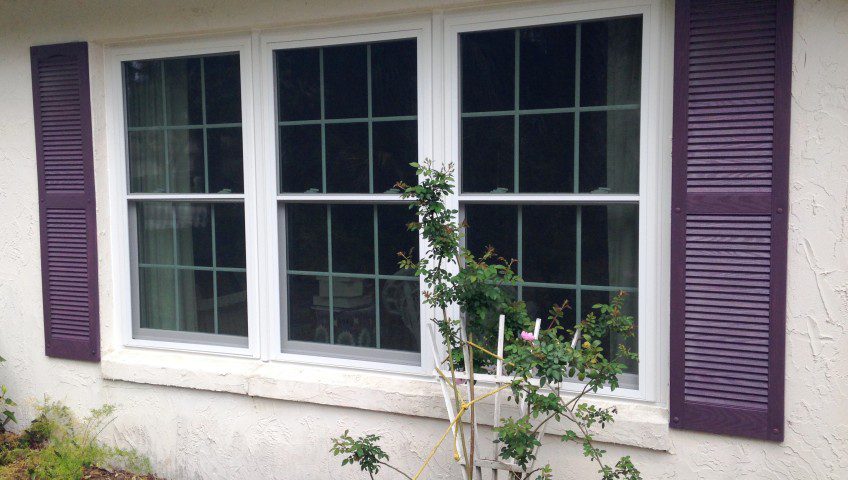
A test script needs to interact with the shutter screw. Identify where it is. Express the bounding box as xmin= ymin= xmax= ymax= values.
xmin=674 ymin=207 xmax=681 ymax=213
xmin=777 ymin=207 xmax=784 ymax=214
xmin=772 ymin=428 xmax=780 ymax=434
xmin=673 ymin=416 xmax=680 ymax=423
